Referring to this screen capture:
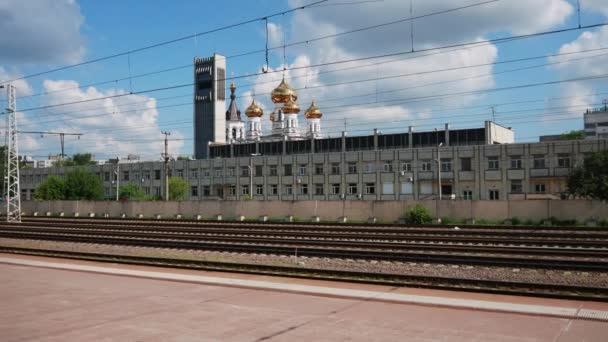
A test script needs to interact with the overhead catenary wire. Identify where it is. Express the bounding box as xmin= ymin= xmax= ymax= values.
xmin=0 ymin=0 xmax=330 ymax=85
xmin=9 ymin=0 xmax=503 ymax=102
